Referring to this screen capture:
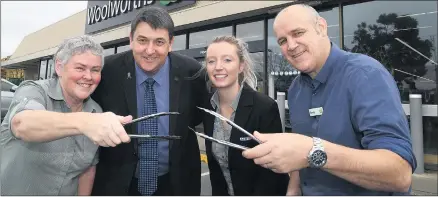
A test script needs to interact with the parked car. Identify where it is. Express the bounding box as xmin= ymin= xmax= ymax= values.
xmin=1 ymin=78 xmax=18 ymax=122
